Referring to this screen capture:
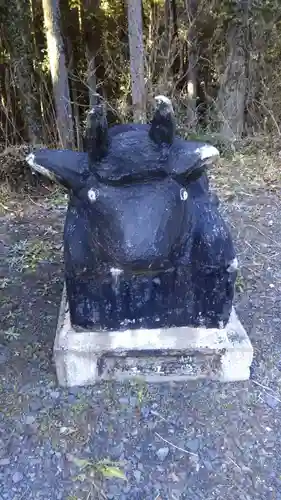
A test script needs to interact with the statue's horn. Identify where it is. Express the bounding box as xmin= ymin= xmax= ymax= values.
xmin=149 ymin=95 xmax=176 ymax=146
xmin=85 ymin=94 xmax=109 ymax=164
